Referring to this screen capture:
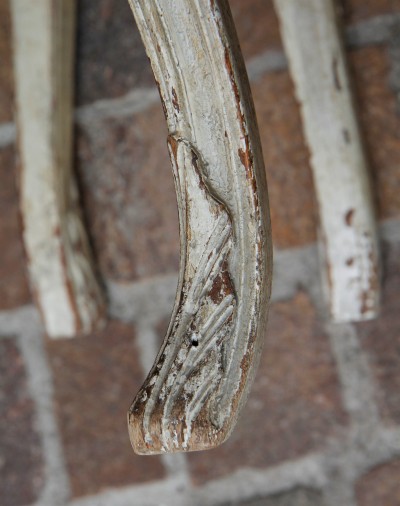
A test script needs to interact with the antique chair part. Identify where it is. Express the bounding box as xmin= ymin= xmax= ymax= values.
xmin=274 ymin=0 xmax=380 ymax=322
xmin=127 ymin=0 xmax=273 ymax=454
xmin=11 ymin=0 xmax=105 ymax=338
